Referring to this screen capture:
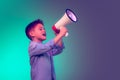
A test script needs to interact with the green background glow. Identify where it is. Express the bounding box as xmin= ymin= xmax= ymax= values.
xmin=0 ymin=0 xmax=82 ymax=80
